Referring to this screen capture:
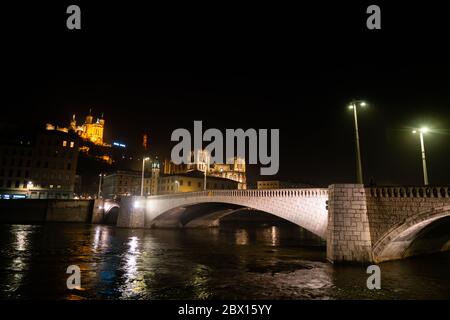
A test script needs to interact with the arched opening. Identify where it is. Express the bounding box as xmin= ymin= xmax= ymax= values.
xmin=104 ymin=207 xmax=119 ymax=225
xmin=403 ymin=216 xmax=450 ymax=258
xmin=148 ymin=202 xmax=325 ymax=246
xmin=373 ymin=210 xmax=450 ymax=262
